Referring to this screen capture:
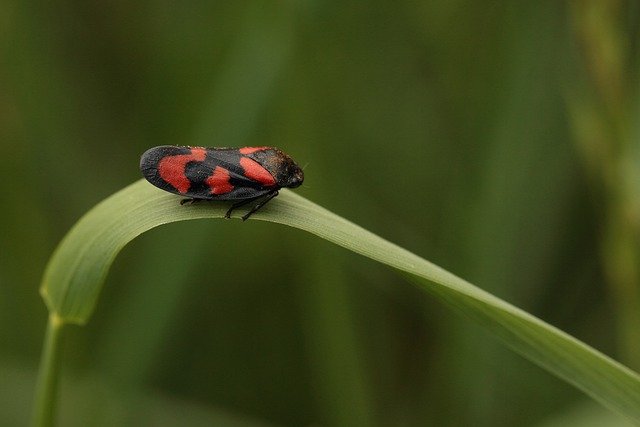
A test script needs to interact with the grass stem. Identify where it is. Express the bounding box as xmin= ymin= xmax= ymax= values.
xmin=31 ymin=313 xmax=65 ymax=427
